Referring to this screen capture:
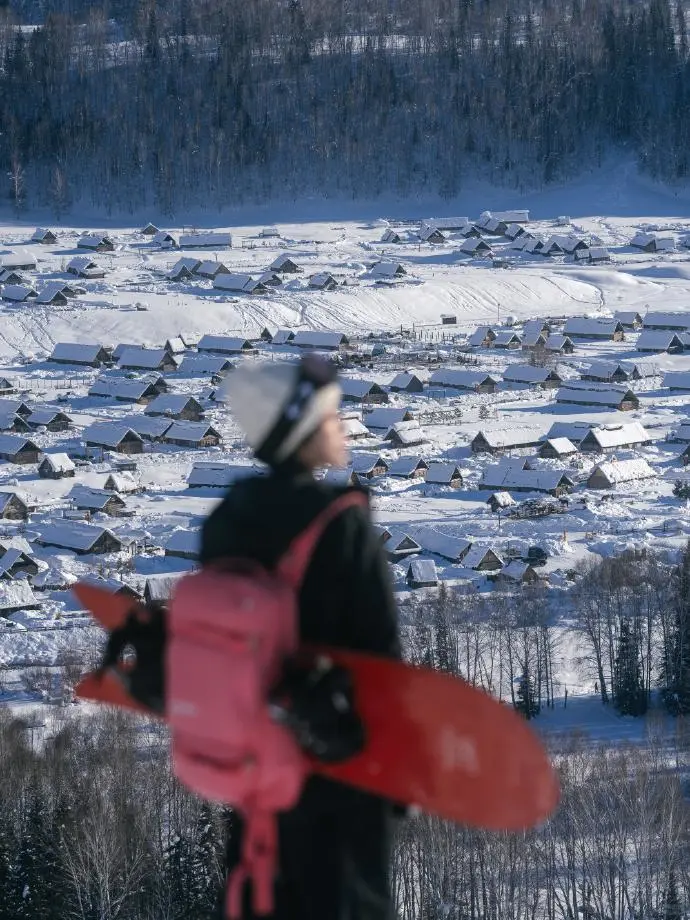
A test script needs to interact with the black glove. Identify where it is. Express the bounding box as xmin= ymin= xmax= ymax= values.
xmin=271 ymin=658 xmax=366 ymax=763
